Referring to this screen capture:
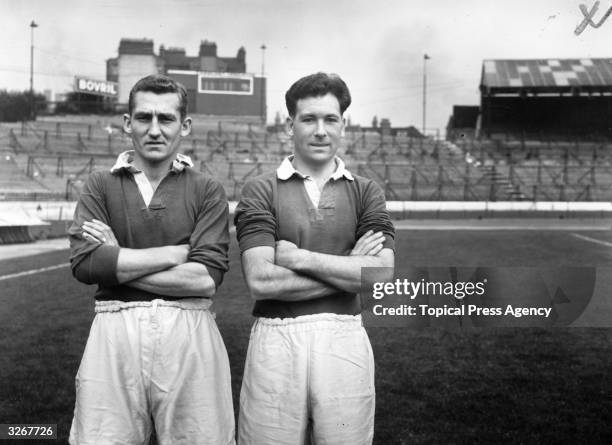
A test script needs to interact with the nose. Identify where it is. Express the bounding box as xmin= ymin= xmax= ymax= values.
xmin=148 ymin=117 xmax=161 ymax=137
xmin=314 ymin=119 xmax=326 ymax=137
